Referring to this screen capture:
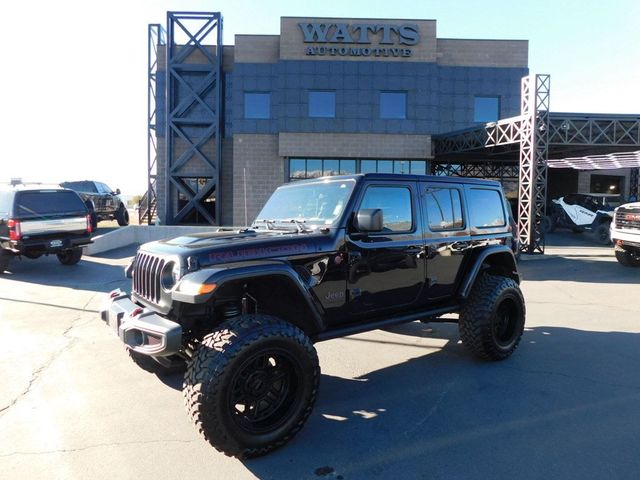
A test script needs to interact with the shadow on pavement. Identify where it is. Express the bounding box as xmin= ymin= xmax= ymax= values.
xmin=149 ymin=324 xmax=640 ymax=479
xmin=519 ymin=256 xmax=638 ymax=284
xmin=0 ymin=244 xmax=137 ymax=293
